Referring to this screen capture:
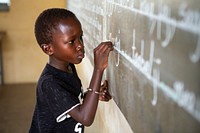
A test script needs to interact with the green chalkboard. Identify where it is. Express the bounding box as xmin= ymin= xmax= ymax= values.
xmin=67 ymin=0 xmax=200 ymax=132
